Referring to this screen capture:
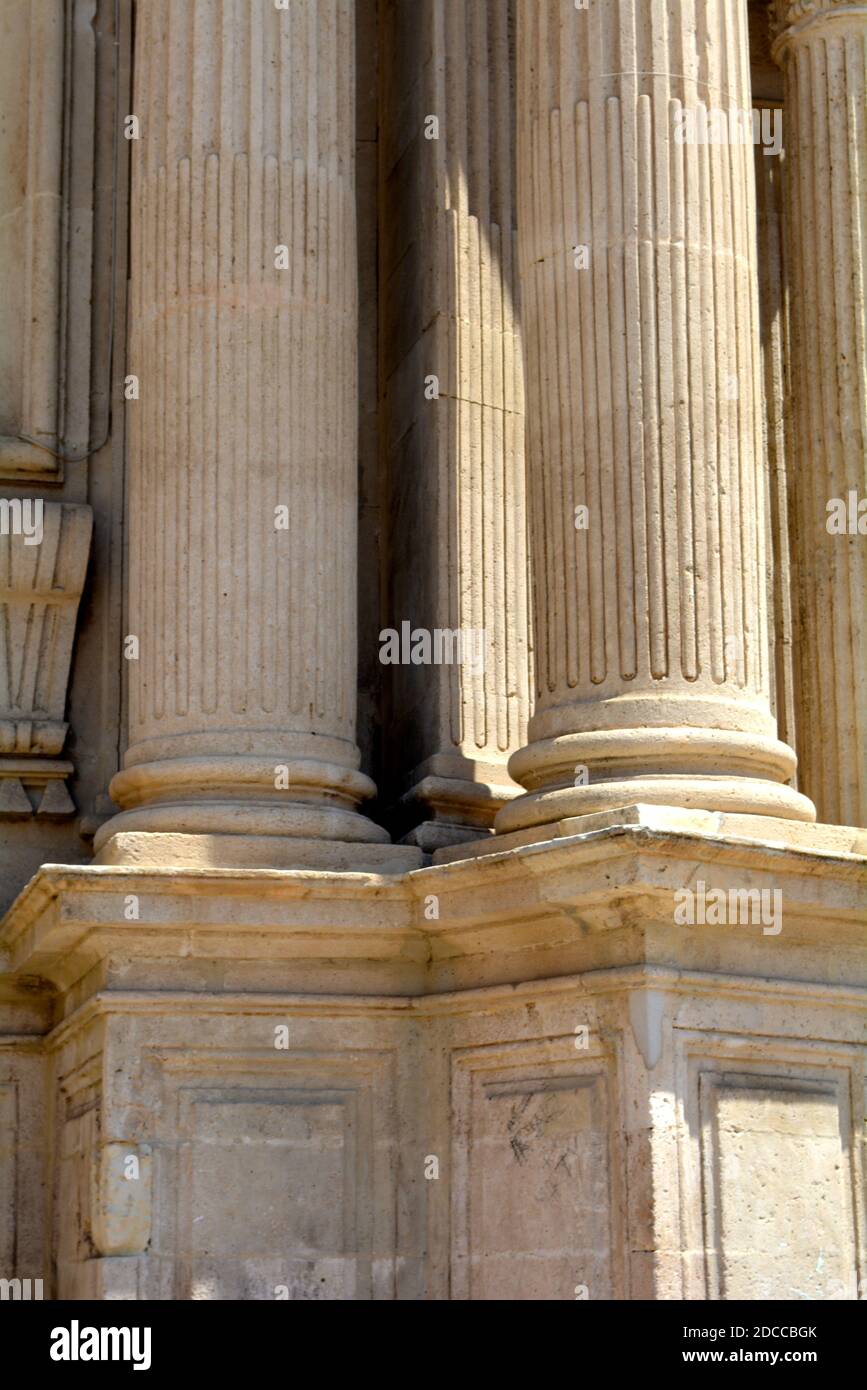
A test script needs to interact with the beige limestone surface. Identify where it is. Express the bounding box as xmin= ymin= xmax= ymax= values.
xmin=380 ymin=0 xmax=531 ymax=851
xmin=0 ymin=0 xmax=865 ymax=1303
xmin=500 ymin=0 xmax=816 ymax=834
xmin=96 ymin=0 xmax=400 ymax=865
xmin=1 ymin=807 xmax=865 ymax=1300
xmin=772 ymin=0 xmax=867 ymax=830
